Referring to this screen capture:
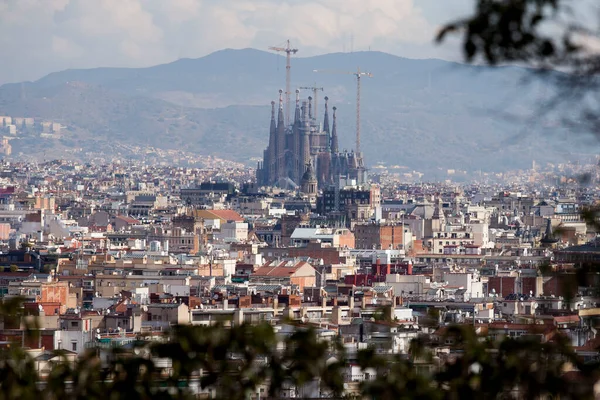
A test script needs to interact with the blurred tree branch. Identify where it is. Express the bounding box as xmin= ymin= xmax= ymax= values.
xmin=437 ymin=0 xmax=600 ymax=140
